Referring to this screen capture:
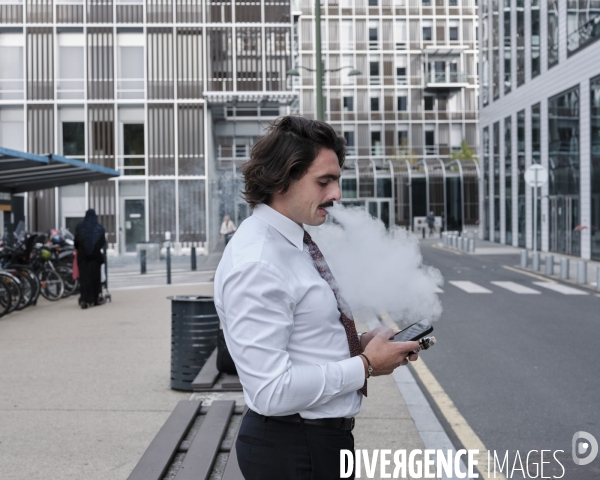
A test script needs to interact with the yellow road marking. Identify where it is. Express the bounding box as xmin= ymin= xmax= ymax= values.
xmin=378 ymin=311 xmax=399 ymax=331
xmin=411 ymin=359 xmax=506 ymax=480
xmin=432 ymin=243 xmax=463 ymax=255
xmin=502 ymin=265 xmax=557 ymax=283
